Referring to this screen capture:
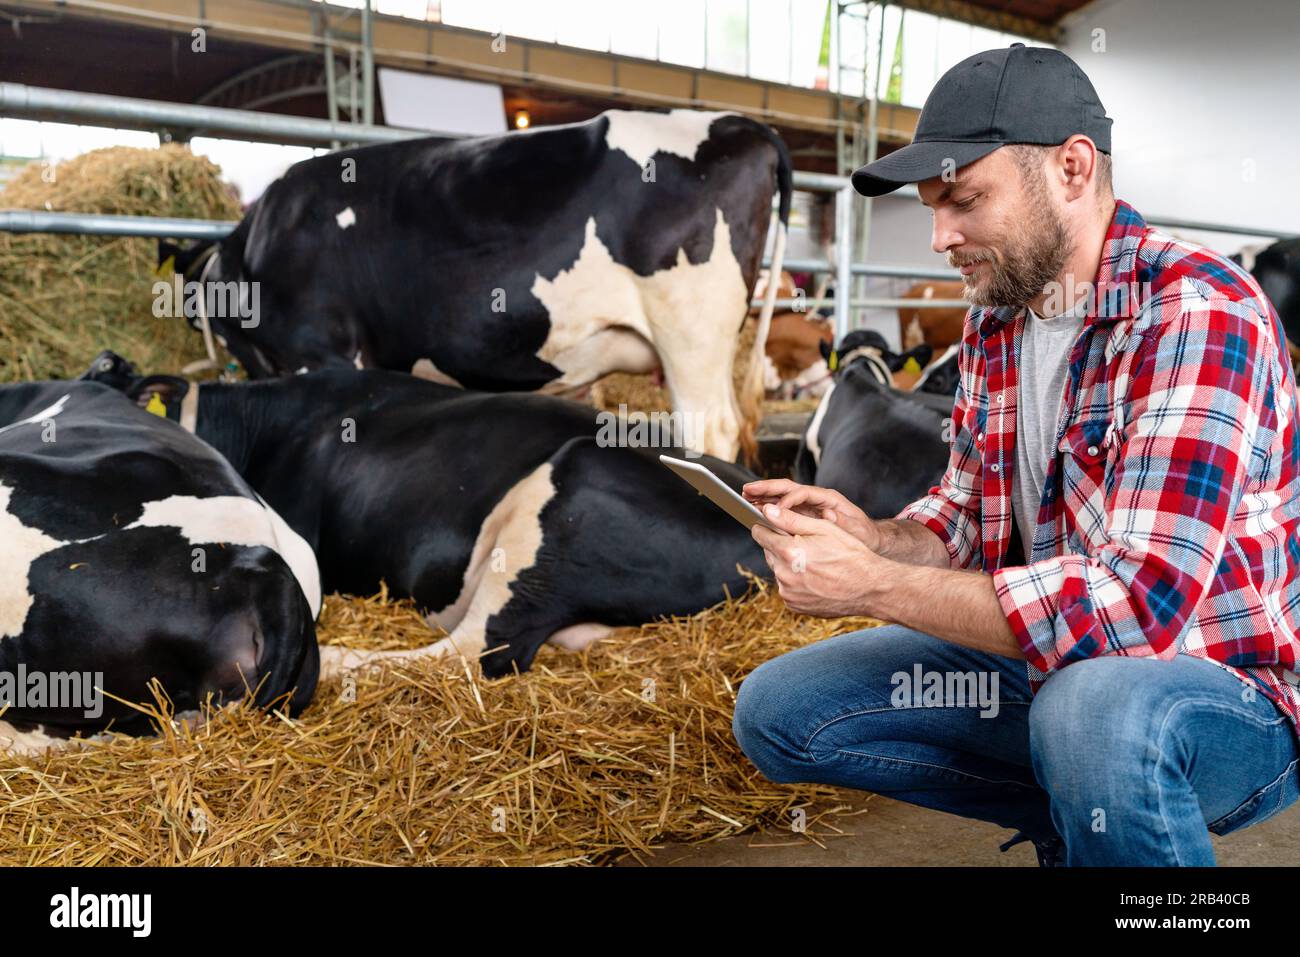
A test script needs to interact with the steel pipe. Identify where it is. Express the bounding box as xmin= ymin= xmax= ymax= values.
xmin=0 ymin=82 xmax=438 ymax=145
xmin=0 ymin=209 xmax=237 ymax=240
